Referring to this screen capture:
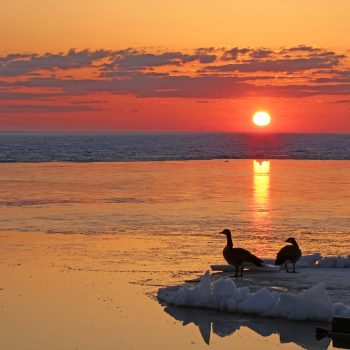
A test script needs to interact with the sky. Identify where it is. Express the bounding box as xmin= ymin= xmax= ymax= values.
xmin=0 ymin=0 xmax=349 ymax=132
